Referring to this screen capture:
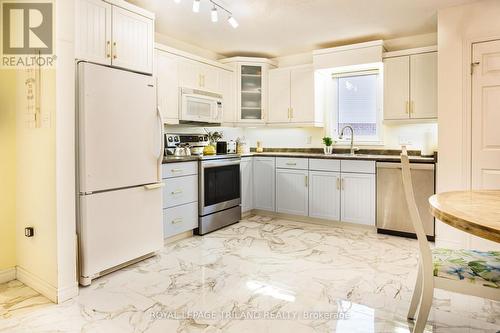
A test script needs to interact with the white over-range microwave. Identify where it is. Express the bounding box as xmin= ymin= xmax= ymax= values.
xmin=179 ymin=87 xmax=223 ymax=124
